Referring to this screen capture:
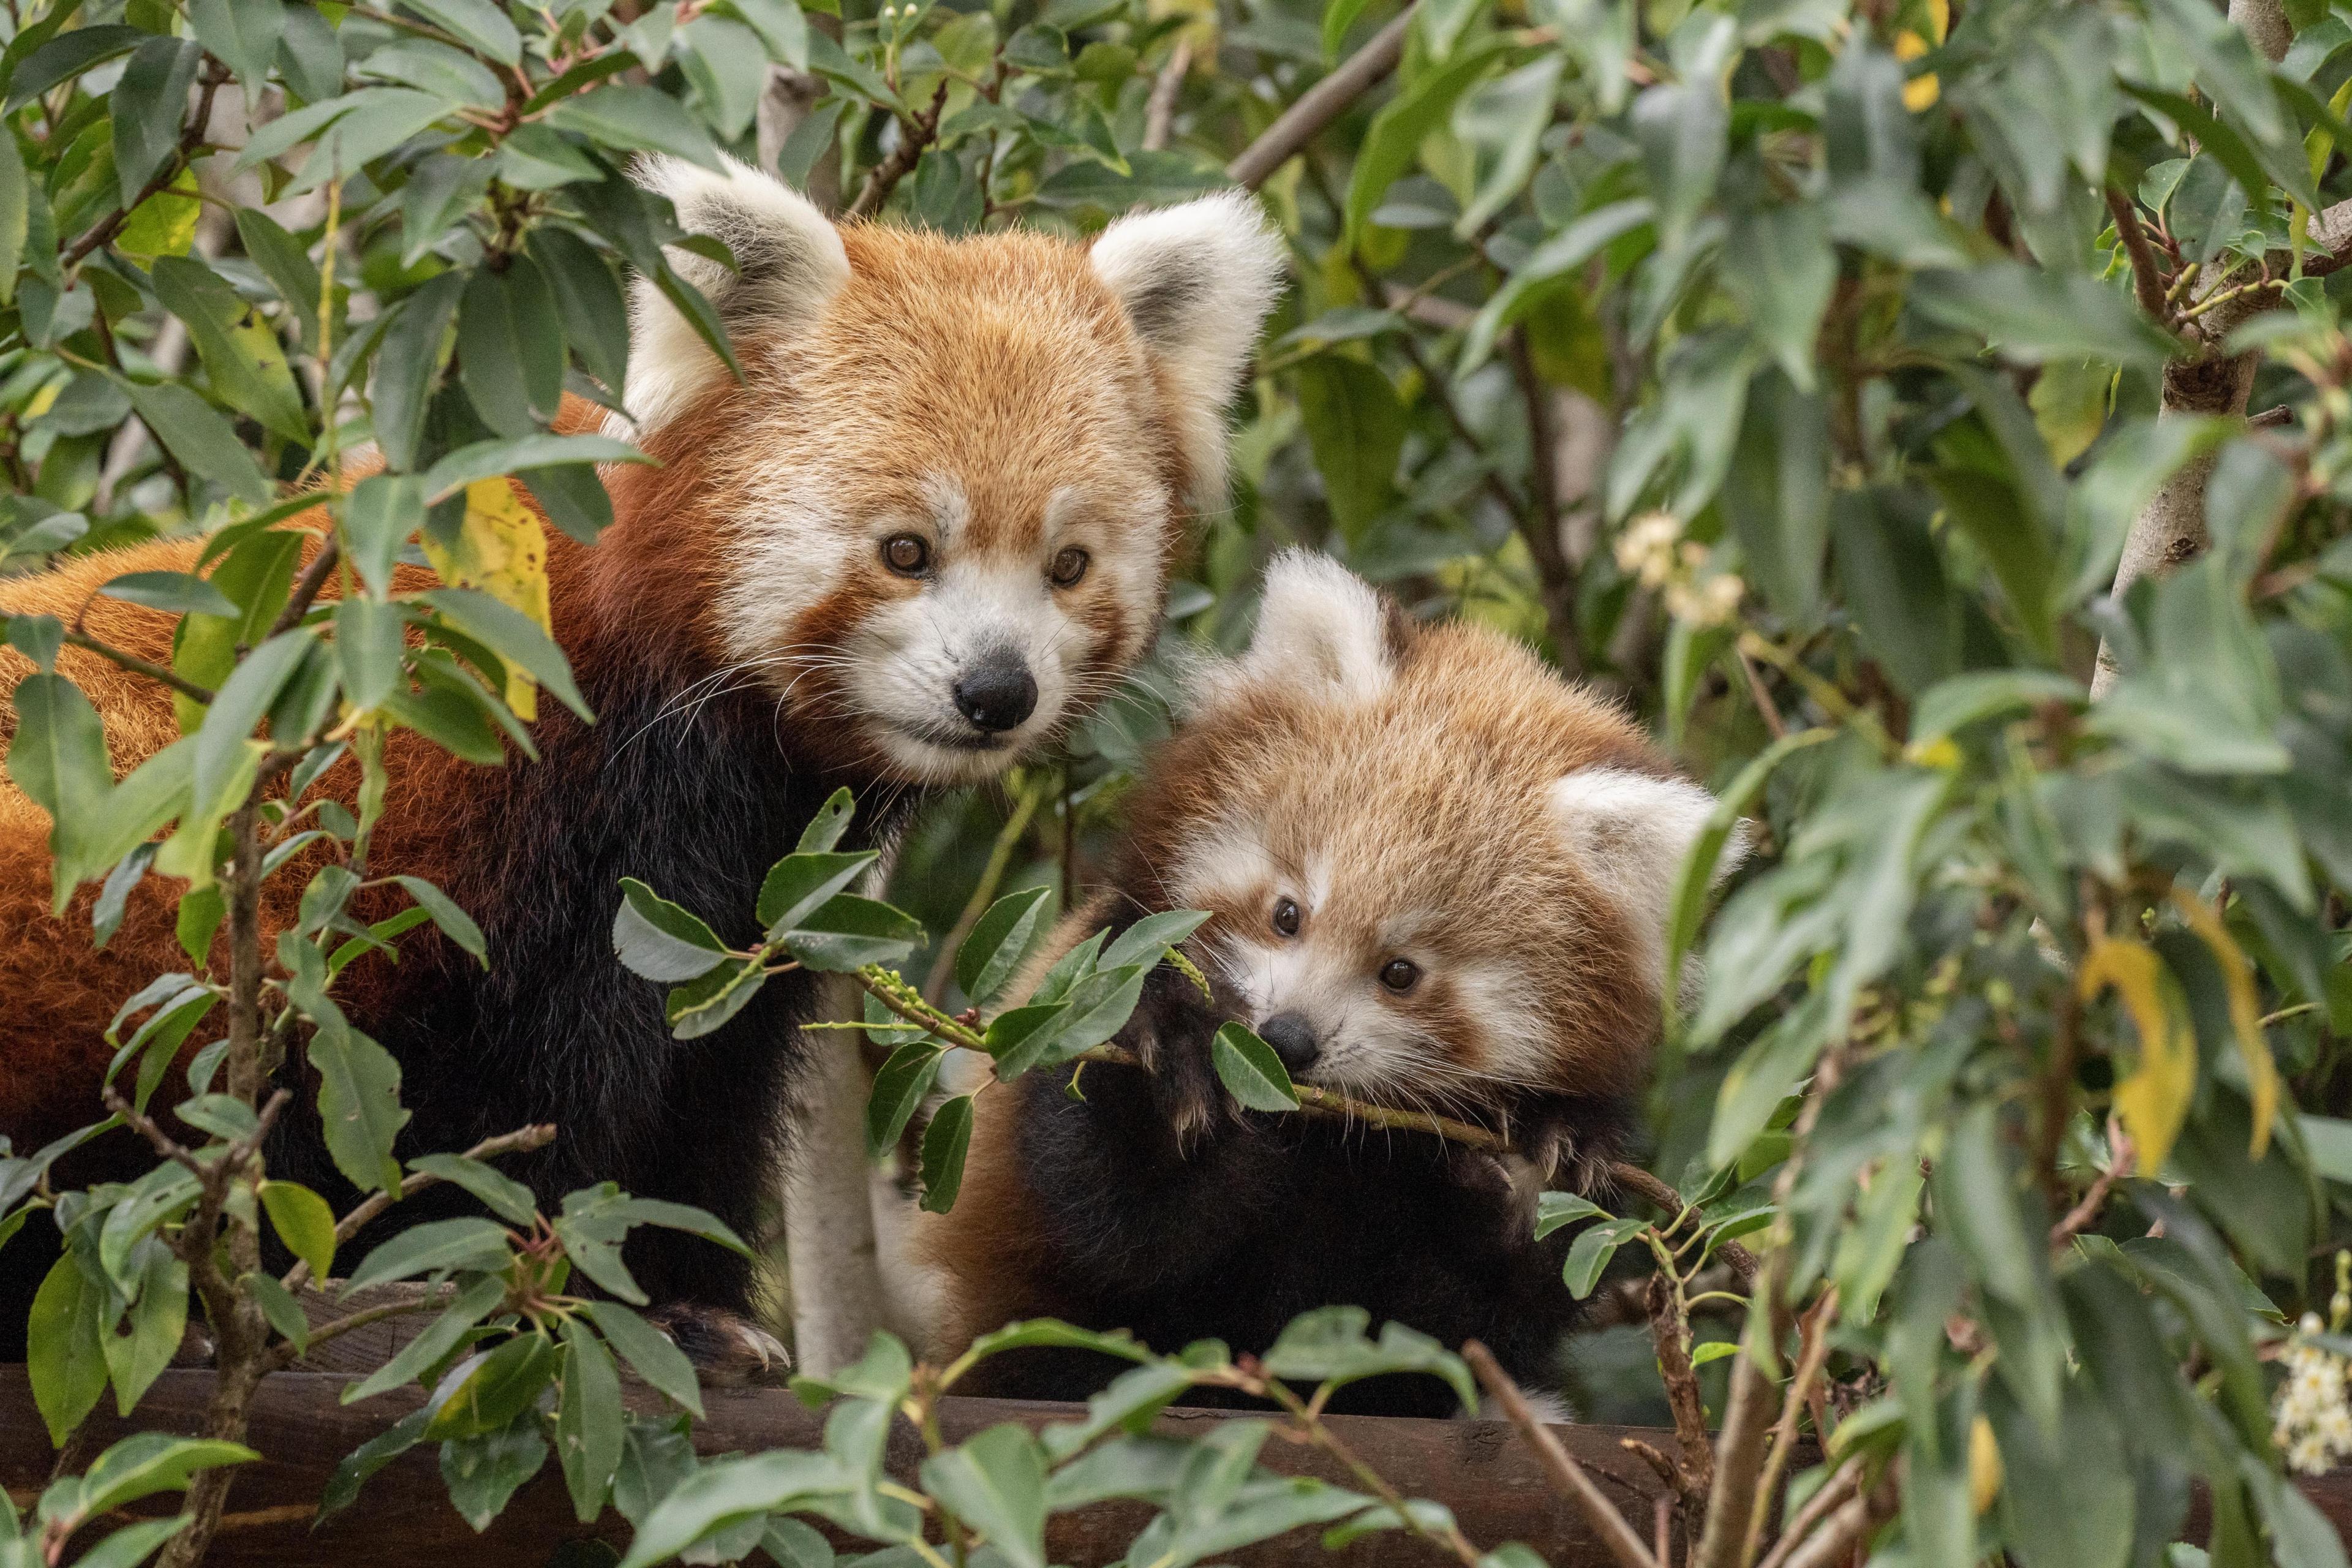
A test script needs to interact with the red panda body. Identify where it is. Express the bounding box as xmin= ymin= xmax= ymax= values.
xmin=918 ymin=554 xmax=1742 ymax=1413
xmin=0 ymin=162 xmax=1283 ymax=1356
